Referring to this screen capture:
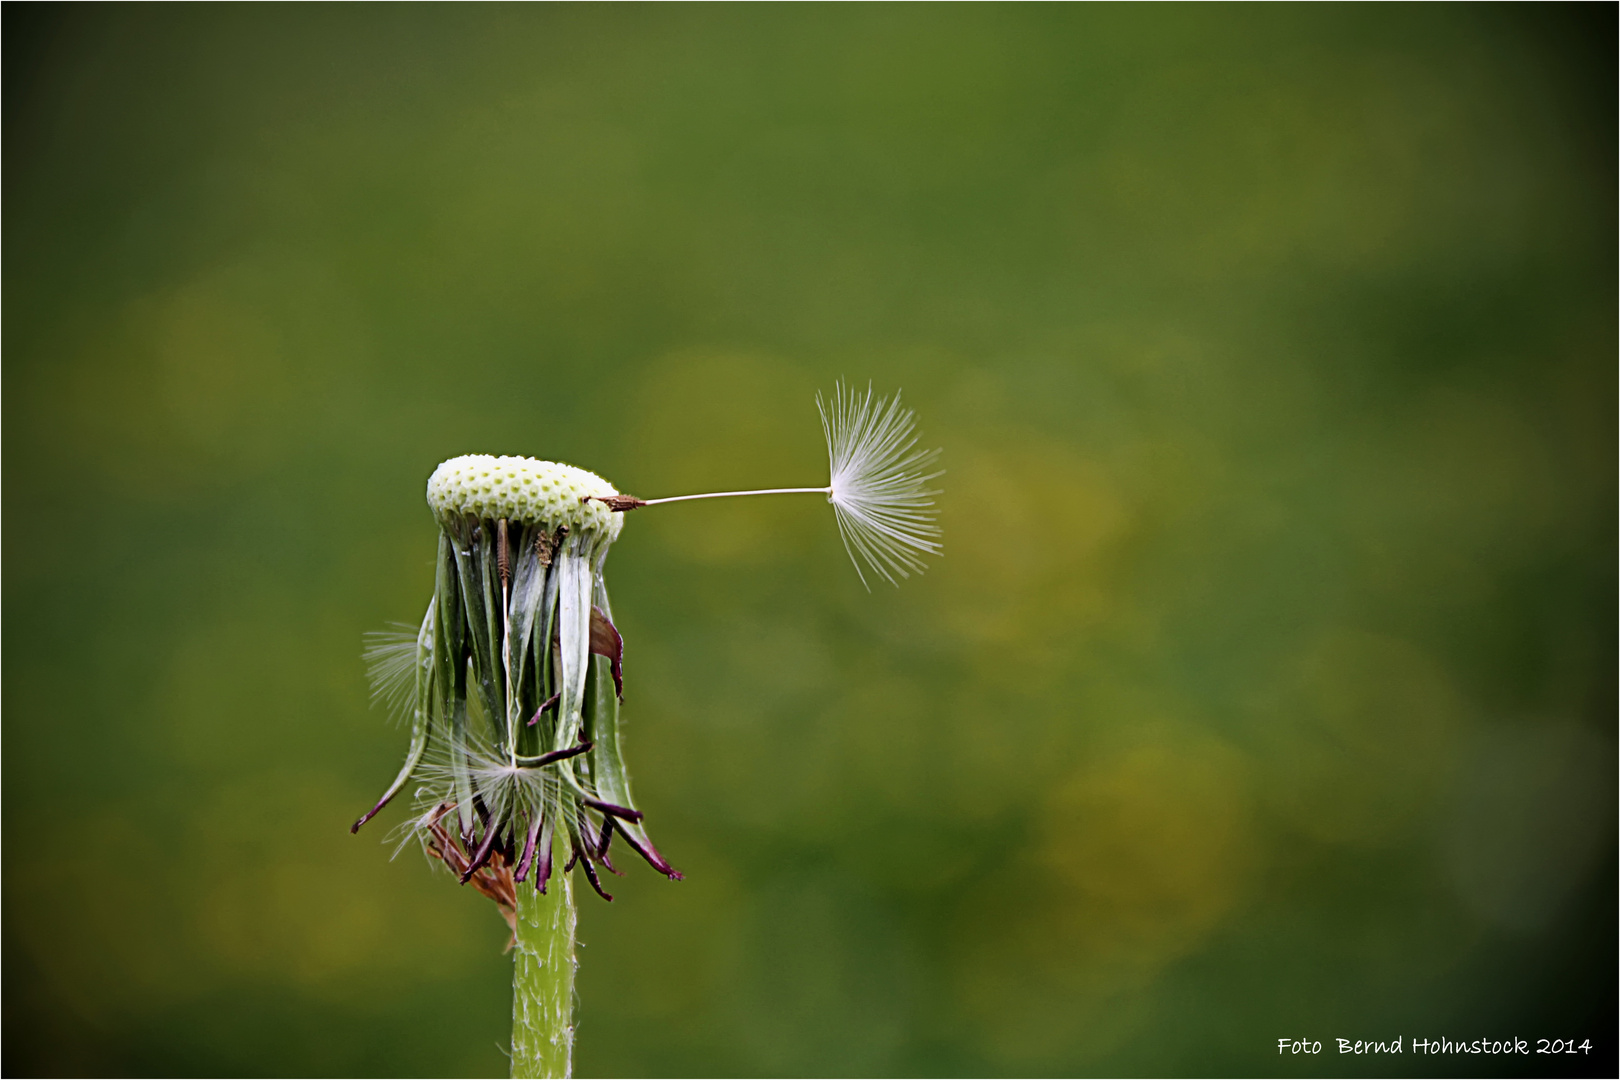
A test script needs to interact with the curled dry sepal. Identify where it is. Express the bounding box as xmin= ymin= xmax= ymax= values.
xmin=355 ymin=455 xmax=680 ymax=918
